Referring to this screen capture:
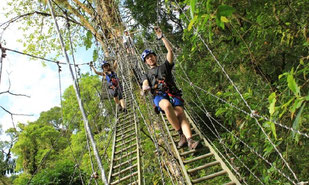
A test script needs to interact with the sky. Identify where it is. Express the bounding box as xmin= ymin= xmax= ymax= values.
xmin=0 ymin=0 xmax=96 ymax=140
